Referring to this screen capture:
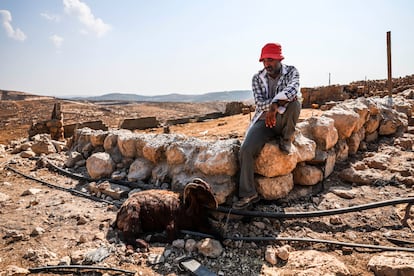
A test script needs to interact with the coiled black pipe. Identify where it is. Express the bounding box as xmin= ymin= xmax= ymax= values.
xmin=29 ymin=265 xmax=135 ymax=275
xmin=213 ymin=197 xmax=414 ymax=219
xmin=180 ymin=230 xmax=414 ymax=252
xmin=8 ymin=160 xmax=414 ymax=222
xmin=45 ymin=158 xmax=153 ymax=190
